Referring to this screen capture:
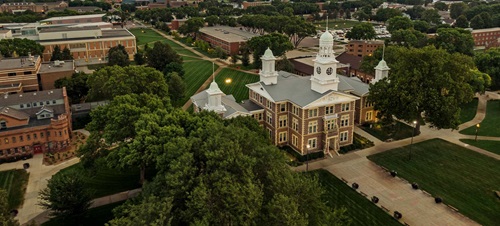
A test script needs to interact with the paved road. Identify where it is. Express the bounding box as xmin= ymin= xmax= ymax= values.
xmin=295 ymin=92 xmax=500 ymax=225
